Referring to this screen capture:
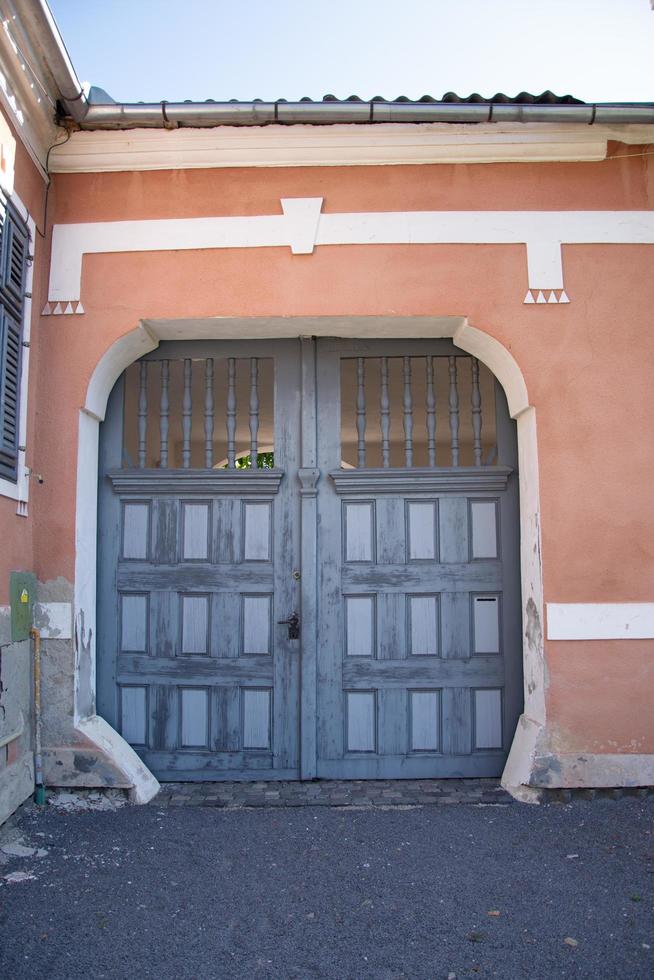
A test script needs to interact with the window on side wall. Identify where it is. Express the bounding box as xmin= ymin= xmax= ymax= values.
xmin=0 ymin=195 xmax=29 ymax=483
